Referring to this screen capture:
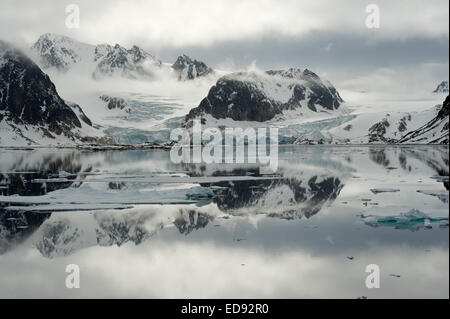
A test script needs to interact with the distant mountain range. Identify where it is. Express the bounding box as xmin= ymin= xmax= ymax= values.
xmin=0 ymin=35 xmax=448 ymax=146
xmin=31 ymin=33 xmax=213 ymax=81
